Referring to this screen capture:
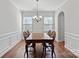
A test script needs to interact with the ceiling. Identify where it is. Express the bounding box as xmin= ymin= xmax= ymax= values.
xmin=10 ymin=0 xmax=67 ymax=11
